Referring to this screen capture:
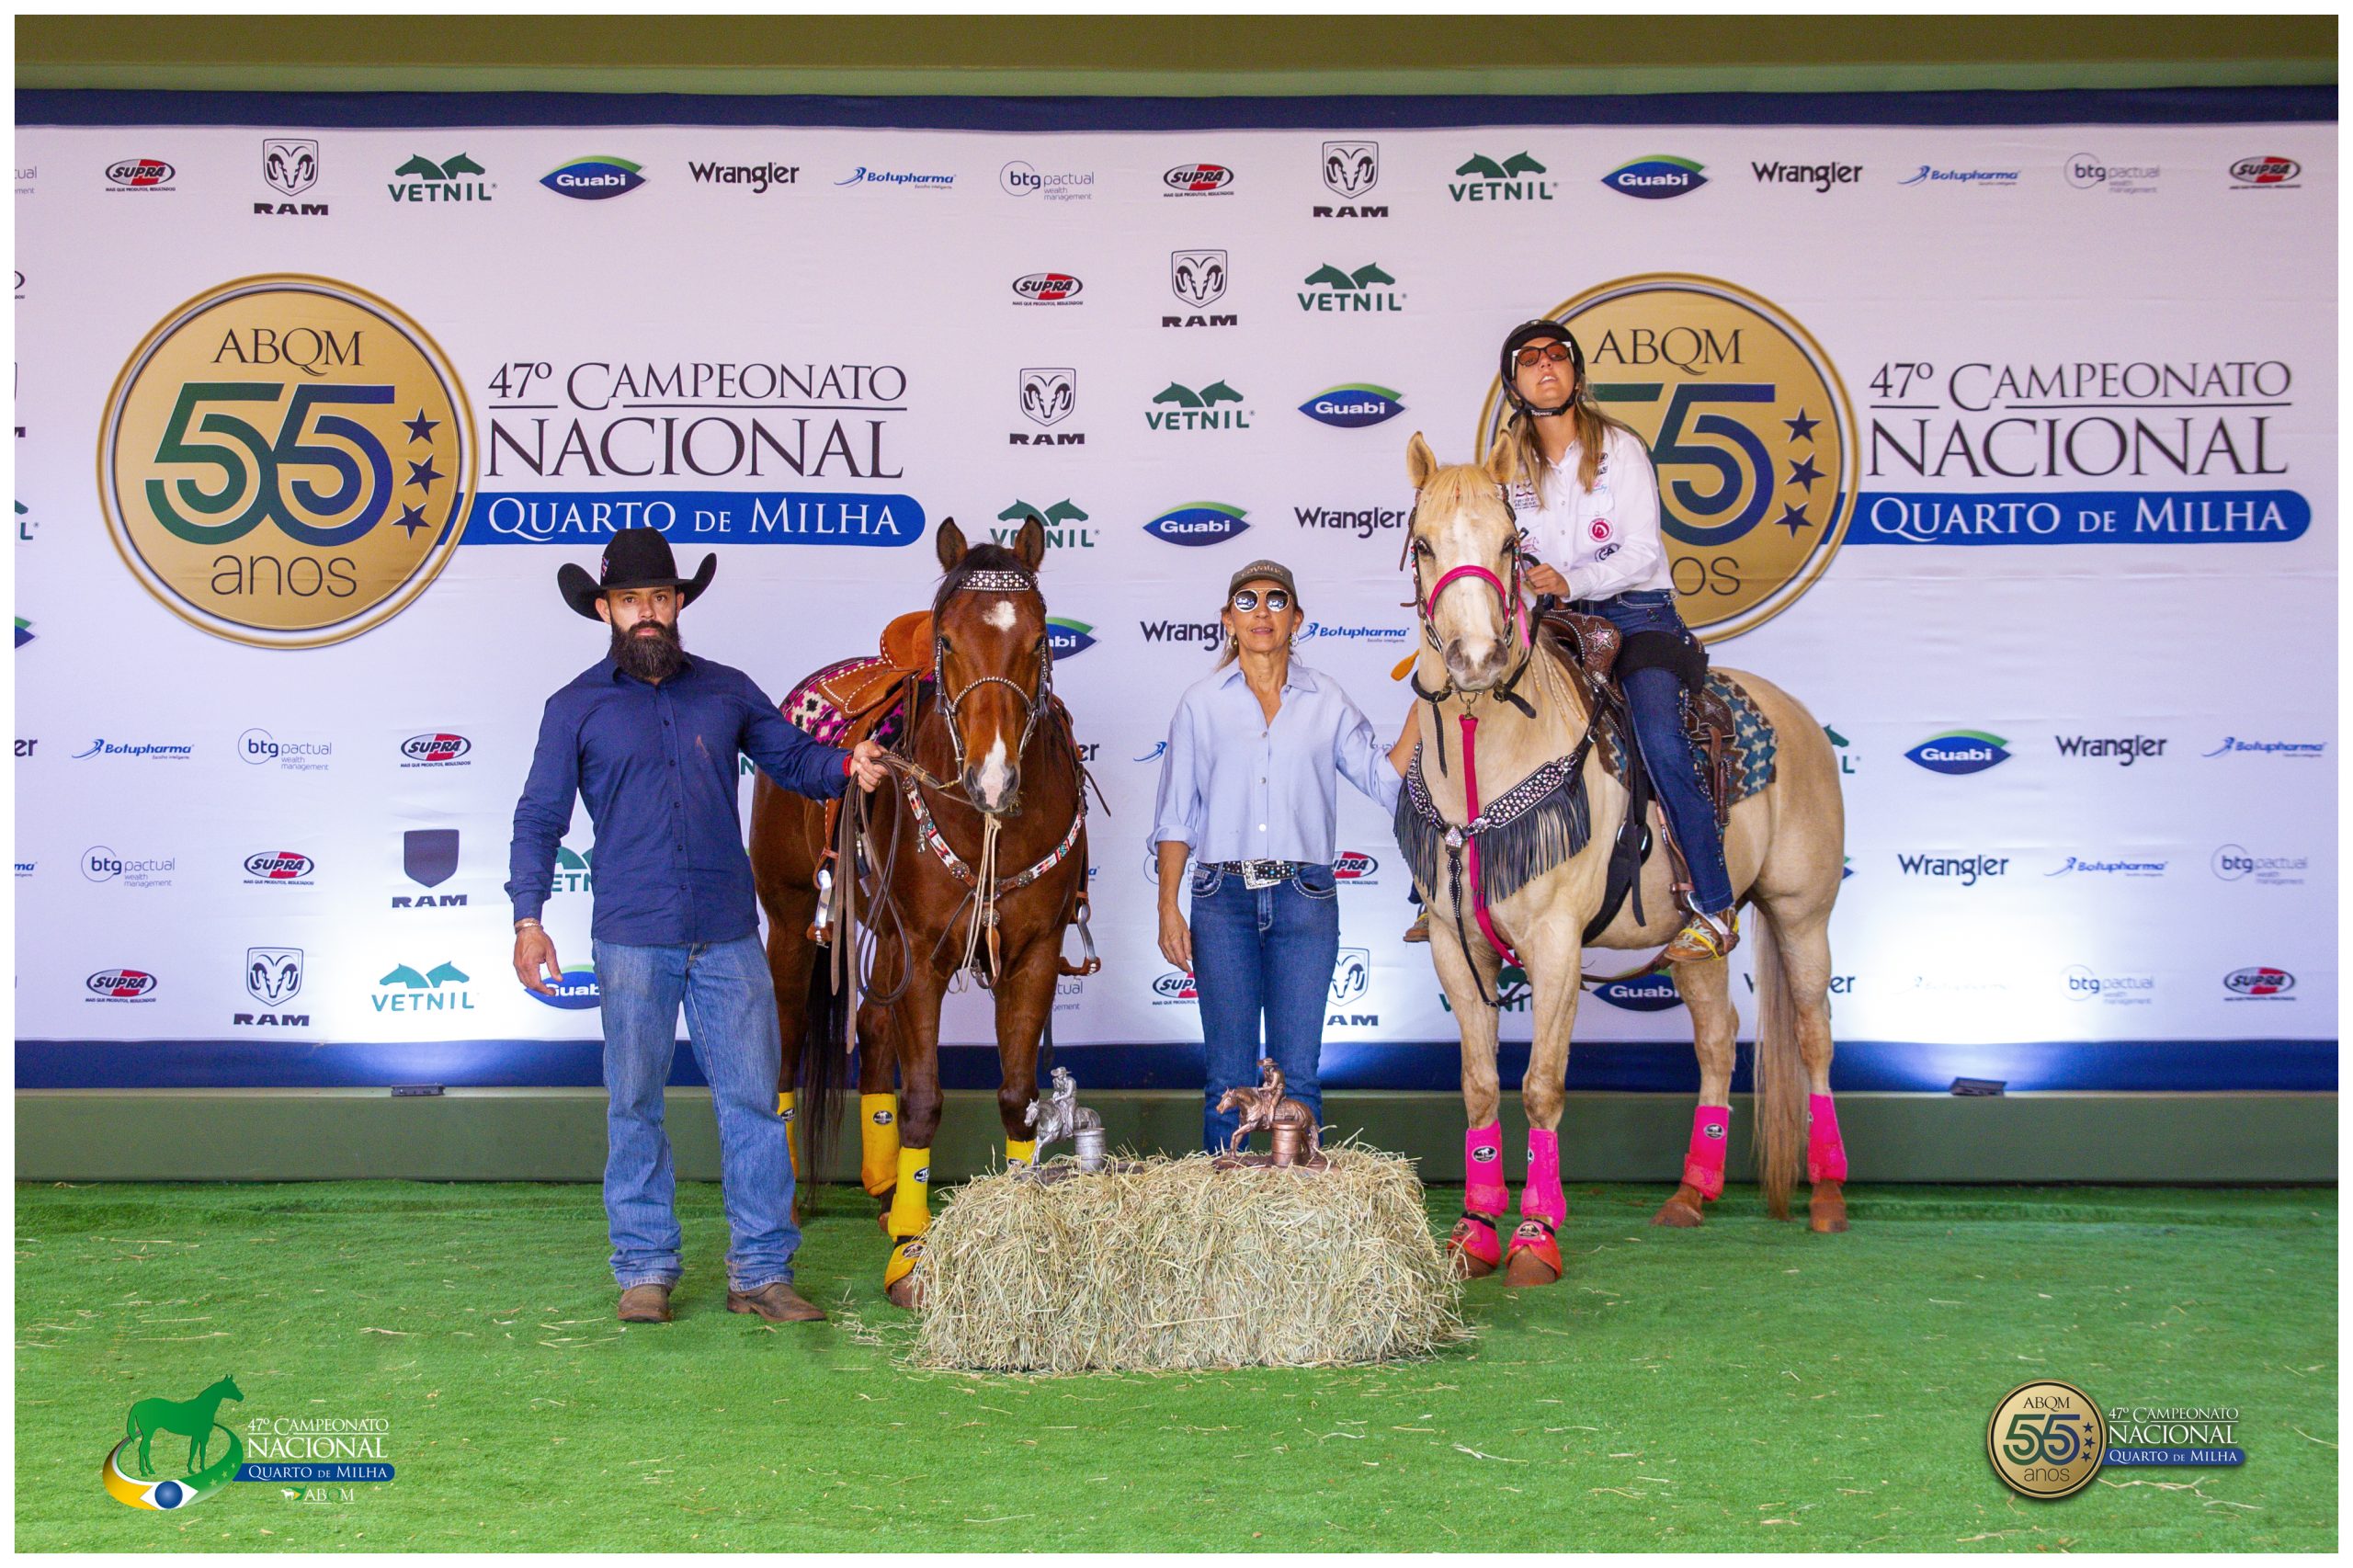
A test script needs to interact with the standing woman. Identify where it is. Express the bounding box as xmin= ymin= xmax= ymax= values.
xmin=1498 ymin=318 xmax=1739 ymax=962
xmin=1151 ymin=561 xmax=1415 ymax=1152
